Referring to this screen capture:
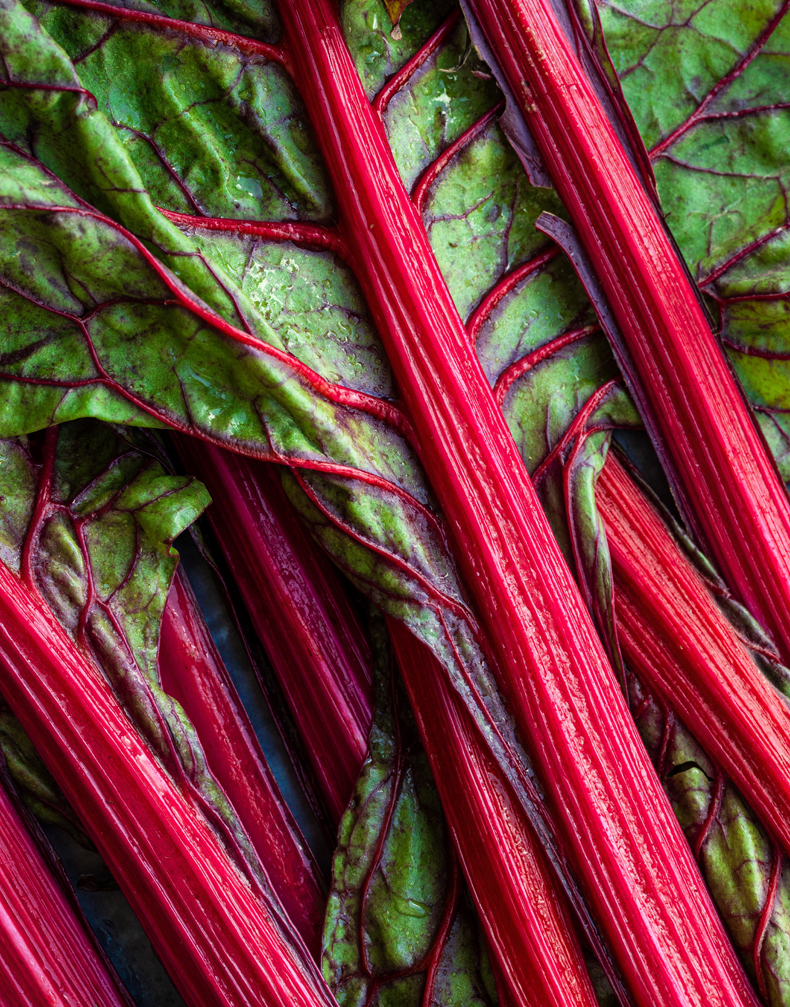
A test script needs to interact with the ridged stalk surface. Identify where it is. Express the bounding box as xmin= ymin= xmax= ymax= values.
xmin=390 ymin=619 xmax=600 ymax=1007
xmin=0 ymin=561 xmax=338 ymax=1007
xmin=276 ymin=2 xmax=763 ymax=1003
xmin=598 ymin=455 xmax=790 ymax=853
xmin=465 ymin=0 xmax=790 ymax=664
xmin=159 ymin=567 xmax=327 ymax=953
xmin=173 ymin=437 xmax=373 ymax=824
